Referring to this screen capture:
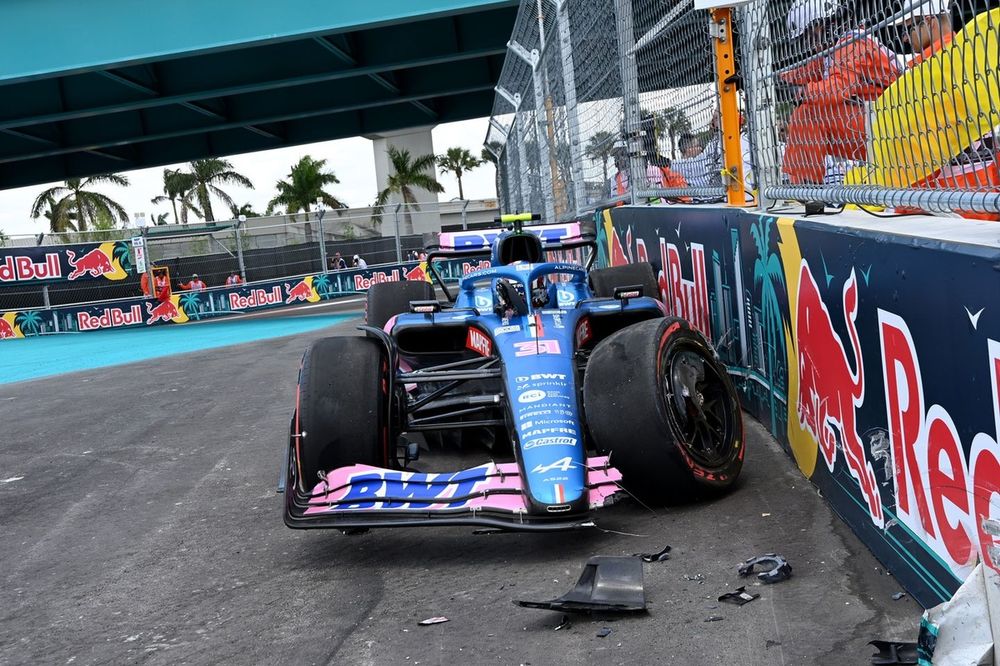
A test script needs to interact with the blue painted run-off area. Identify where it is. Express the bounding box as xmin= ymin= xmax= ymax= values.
xmin=0 ymin=314 xmax=358 ymax=385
